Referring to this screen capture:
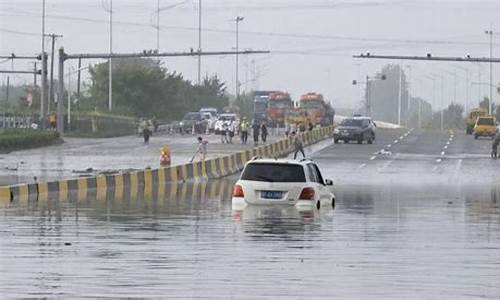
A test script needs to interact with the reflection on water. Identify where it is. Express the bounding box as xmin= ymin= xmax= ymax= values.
xmin=1 ymin=181 xmax=500 ymax=298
